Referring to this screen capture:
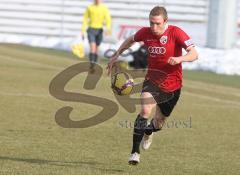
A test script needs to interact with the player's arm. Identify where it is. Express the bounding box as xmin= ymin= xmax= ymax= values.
xmin=107 ymin=35 xmax=135 ymax=75
xmin=168 ymin=46 xmax=198 ymax=65
xmin=182 ymin=46 xmax=198 ymax=62
xmin=81 ymin=8 xmax=89 ymax=38
xmin=104 ymin=7 xmax=112 ymax=35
